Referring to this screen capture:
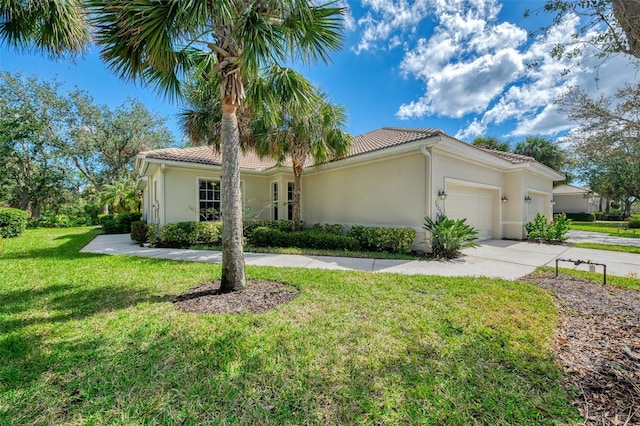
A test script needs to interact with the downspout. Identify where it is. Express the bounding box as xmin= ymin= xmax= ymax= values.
xmin=160 ymin=163 xmax=166 ymax=225
xmin=420 ymin=145 xmax=433 ymax=221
